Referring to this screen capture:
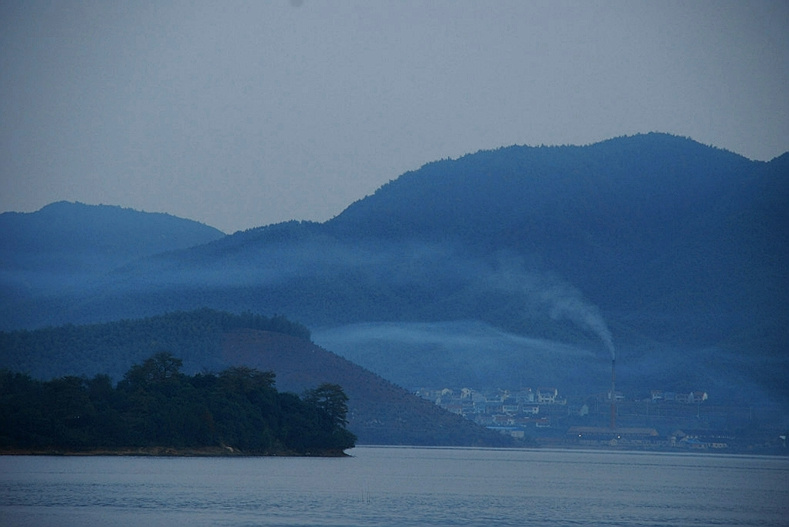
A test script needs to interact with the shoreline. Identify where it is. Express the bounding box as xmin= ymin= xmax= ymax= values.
xmin=4 ymin=443 xmax=784 ymax=457
xmin=0 ymin=446 xmax=350 ymax=457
